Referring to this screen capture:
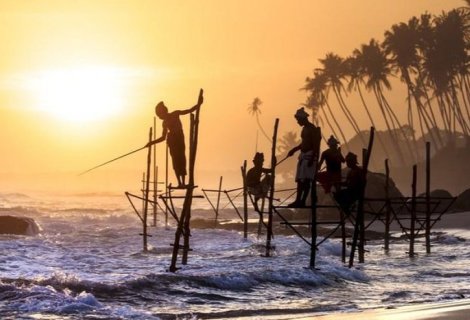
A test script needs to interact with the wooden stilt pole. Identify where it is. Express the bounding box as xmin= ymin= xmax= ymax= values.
xmin=153 ymin=166 xmax=158 ymax=226
xmin=165 ymin=142 xmax=169 ymax=228
xmin=241 ymin=161 xmax=248 ymax=239
xmin=384 ymin=159 xmax=391 ymax=252
xmin=215 ymin=176 xmax=223 ymax=224
xmin=349 ymin=127 xmax=374 ymax=267
xmin=265 ymin=118 xmax=279 ymax=257
xmin=153 ymin=117 xmax=157 ymax=227
xmin=410 ymin=164 xmax=417 ymax=257
xmin=425 ymin=142 xmax=431 ymax=254
xmin=340 ymin=207 xmax=346 ymax=263
xmin=142 ymin=127 xmax=153 ymax=252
